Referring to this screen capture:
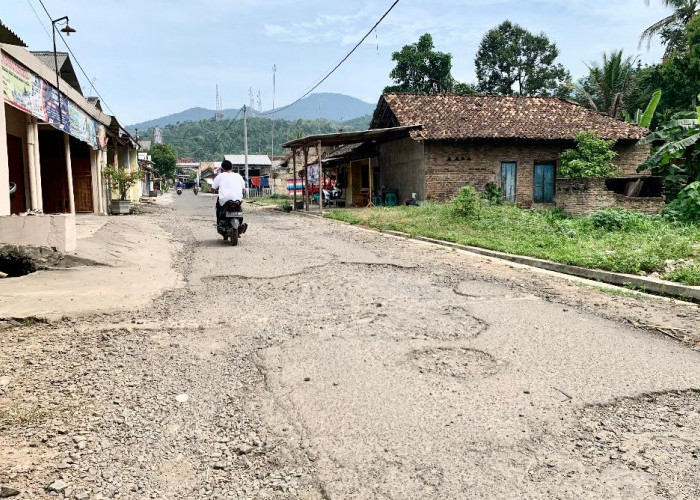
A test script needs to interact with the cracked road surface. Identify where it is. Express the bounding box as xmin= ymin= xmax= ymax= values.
xmin=1 ymin=193 xmax=700 ymax=499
